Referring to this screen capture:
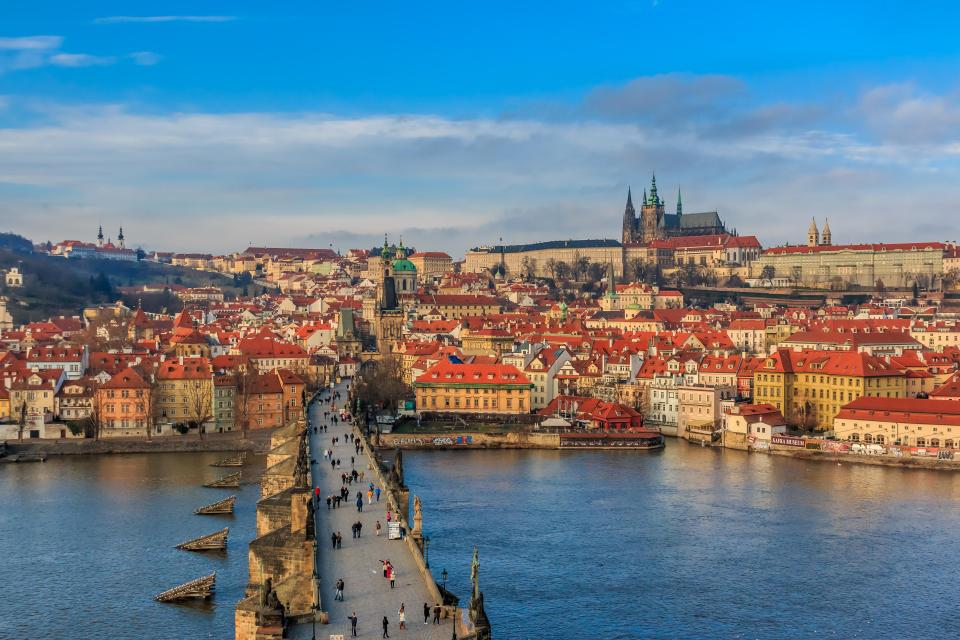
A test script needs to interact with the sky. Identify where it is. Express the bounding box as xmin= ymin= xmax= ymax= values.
xmin=2 ymin=1 xmax=960 ymax=257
